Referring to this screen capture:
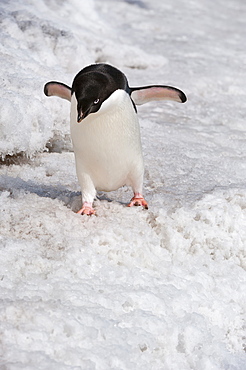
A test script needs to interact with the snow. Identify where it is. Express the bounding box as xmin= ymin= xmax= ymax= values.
xmin=0 ymin=0 xmax=246 ymax=369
